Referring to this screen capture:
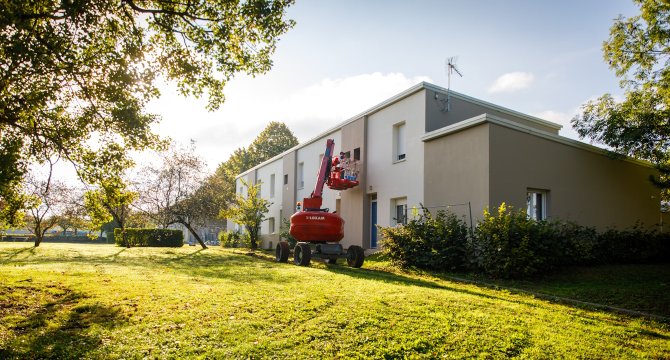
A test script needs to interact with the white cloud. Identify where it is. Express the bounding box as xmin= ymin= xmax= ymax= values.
xmin=531 ymin=110 xmax=580 ymax=140
xmin=147 ymin=72 xmax=431 ymax=169
xmin=488 ymin=72 xmax=535 ymax=93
